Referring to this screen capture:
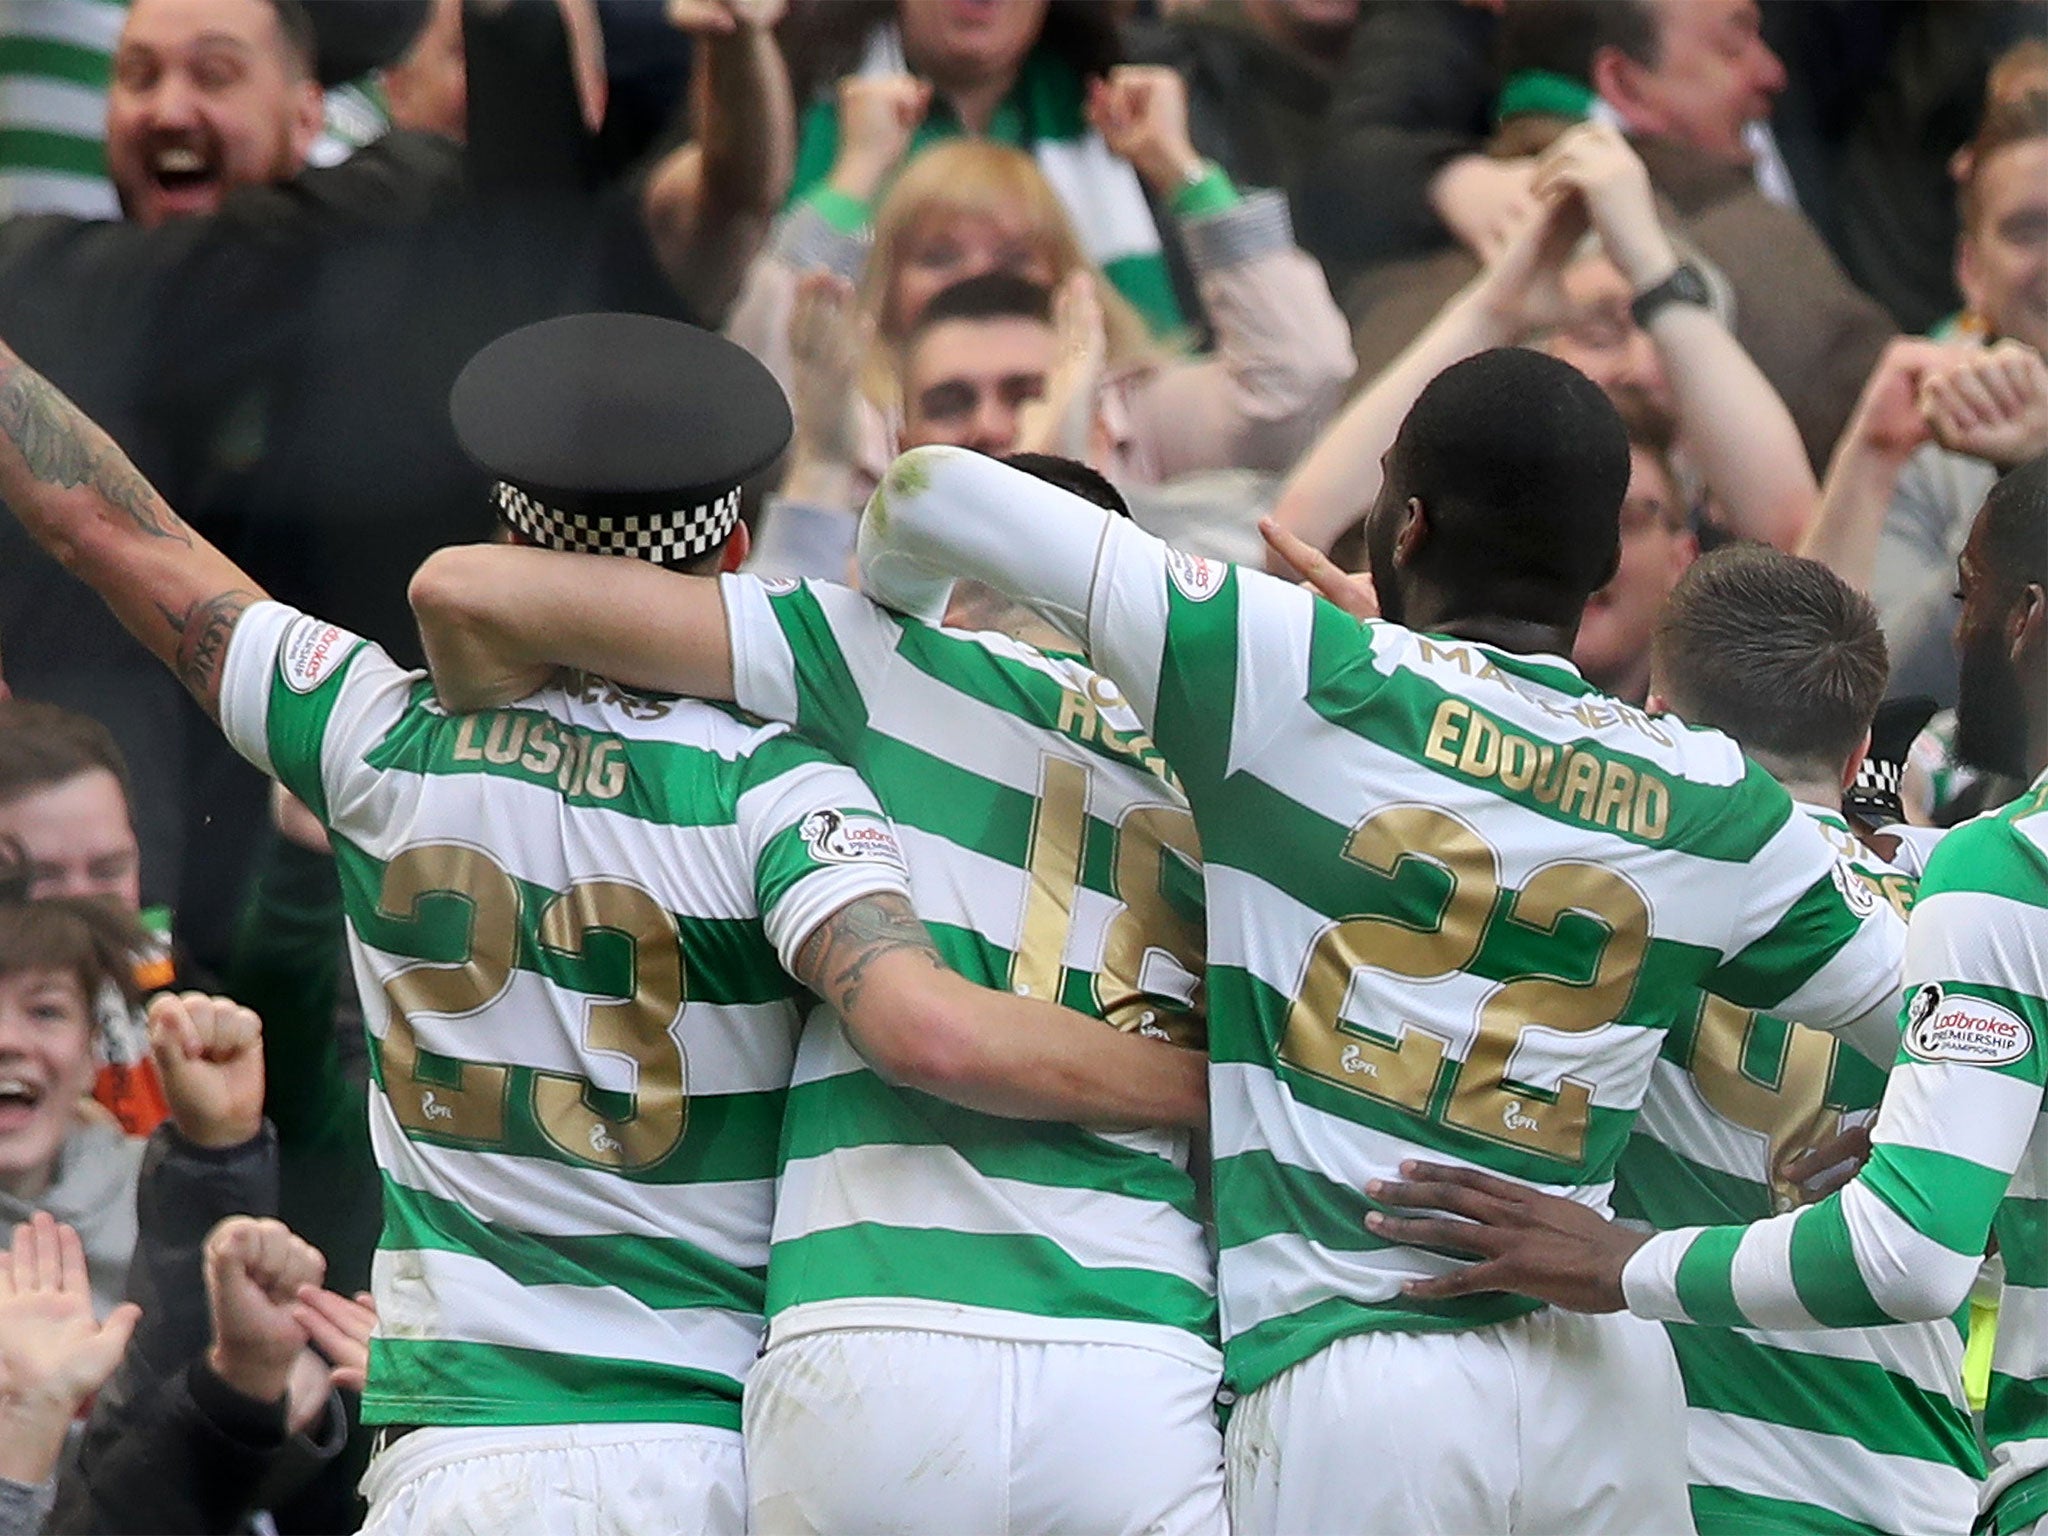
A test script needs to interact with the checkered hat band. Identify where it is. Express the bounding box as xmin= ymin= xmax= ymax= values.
xmin=1852 ymin=758 xmax=1904 ymax=796
xmin=492 ymin=481 xmax=740 ymax=566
